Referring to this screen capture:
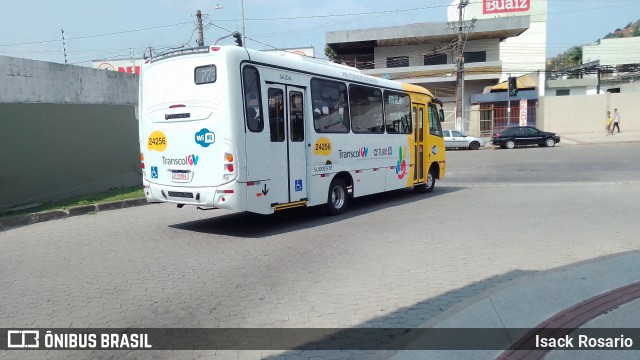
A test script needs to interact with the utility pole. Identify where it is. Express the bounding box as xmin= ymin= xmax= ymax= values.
xmin=61 ymin=29 xmax=68 ymax=65
xmin=507 ymin=73 xmax=511 ymax=126
xmin=455 ymin=0 xmax=469 ymax=132
xmin=196 ymin=10 xmax=204 ymax=47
